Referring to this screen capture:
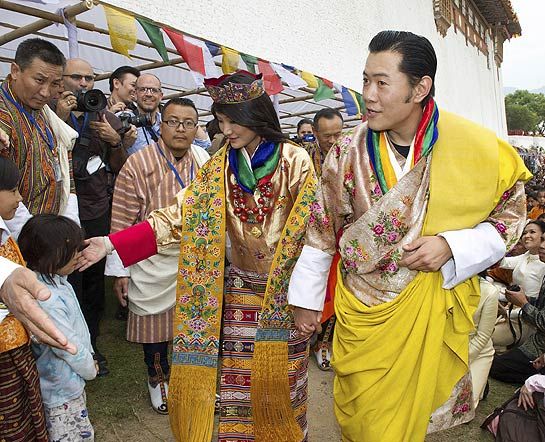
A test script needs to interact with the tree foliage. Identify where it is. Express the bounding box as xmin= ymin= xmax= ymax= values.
xmin=505 ymin=90 xmax=545 ymax=134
